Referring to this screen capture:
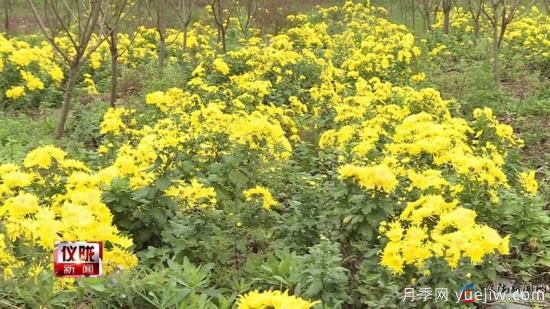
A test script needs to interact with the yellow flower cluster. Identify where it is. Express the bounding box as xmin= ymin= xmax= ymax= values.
xmin=5 ymin=86 xmax=25 ymax=100
xmin=0 ymin=21 xmax=216 ymax=104
xmin=303 ymin=4 xmax=536 ymax=273
xmin=504 ymin=7 xmax=550 ymax=63
xmin=243 ymin=186 xmax=279 ymax=210
xmin=23 ymin=145 xmax=66 ymax=169
xmin=518 ymin=170 xmax=538 ymax=196
xmin=130 ymin=88 xmax=293 ymax=163
xmin=0 ymin=146 xmax=137 ymax=280
xmin=76 ymin=24 xmax=213 ymax=72
xmin=339 ymin=164 xmax=398 ymax=194
xmin=229 ymin=111 xmax=292 ymax=161
xmin=380 ymin=196 xmax=510 ymax=274
xmin=165 ymin=179 xmax=217 ymax=210
xmin=83 ymin=73 xmax=99 ymax=95
xmin=410 ymin=72 xmax=426 ymax=83
xmin=320 ymin=75 xmax=530 ymax=272
xmin=100 ymin=107 xmax=135 ymax=135
xmin=21 ymin=70 xmax=45 ymax=91
xmin=431 ymin=5 xmax=548 ymax=68
xmin=433 ymin=7 xmax=484 ymax=33
xmin=238 ymin=290 xmax=320 ymax=309
xmin=0 ymin=33 xmax=64 ymax=102
xmin=428 ymin=44 xmax=448 ymax=57
xmin=213 ymin=57 xmax=230 ymax=75
xmin=0 ymin=233 xmax=22 ymax=279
